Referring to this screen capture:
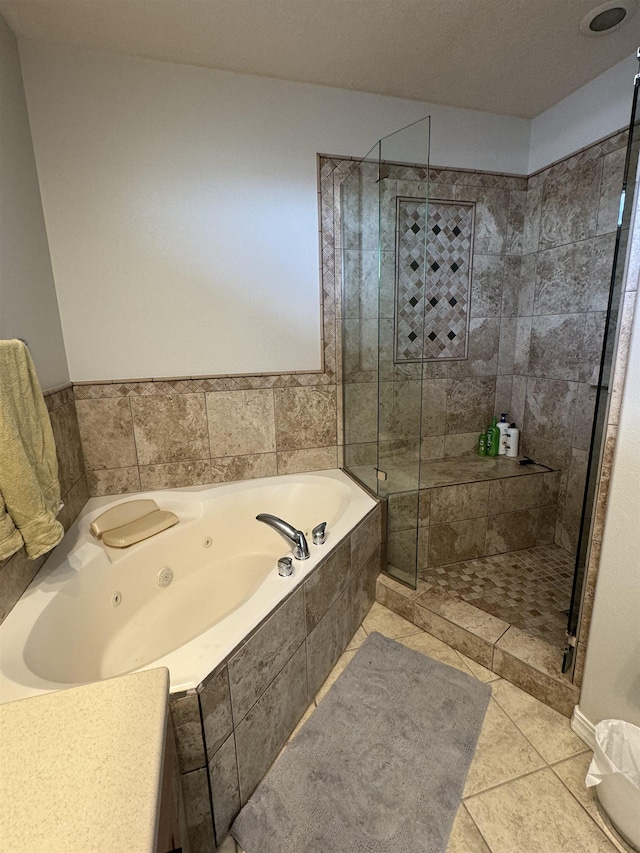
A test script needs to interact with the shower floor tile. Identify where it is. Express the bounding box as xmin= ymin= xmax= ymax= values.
xmin=419 ymin=544 xmax=575 ymax=648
